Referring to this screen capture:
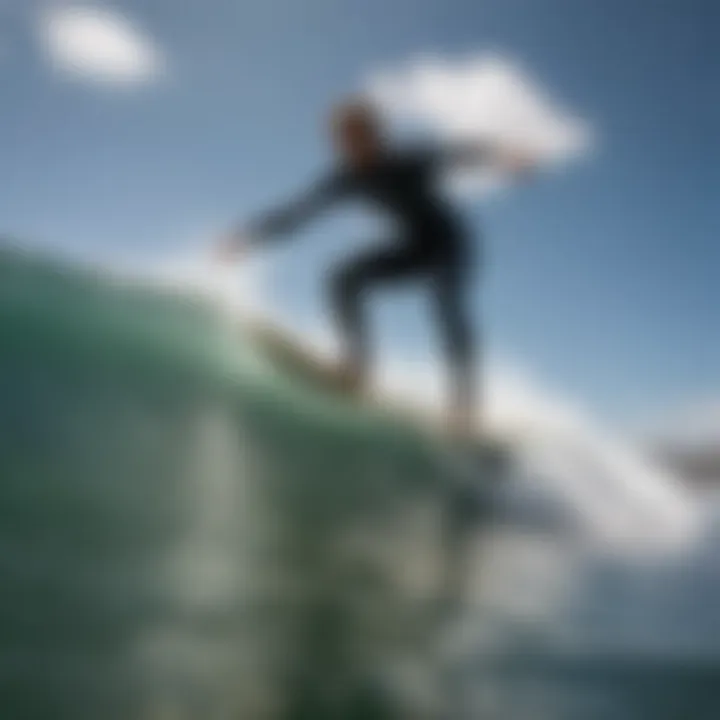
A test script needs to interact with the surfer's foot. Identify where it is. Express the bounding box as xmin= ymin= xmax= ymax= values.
xmin=334 ymin=362 xmax=365 ymax=397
